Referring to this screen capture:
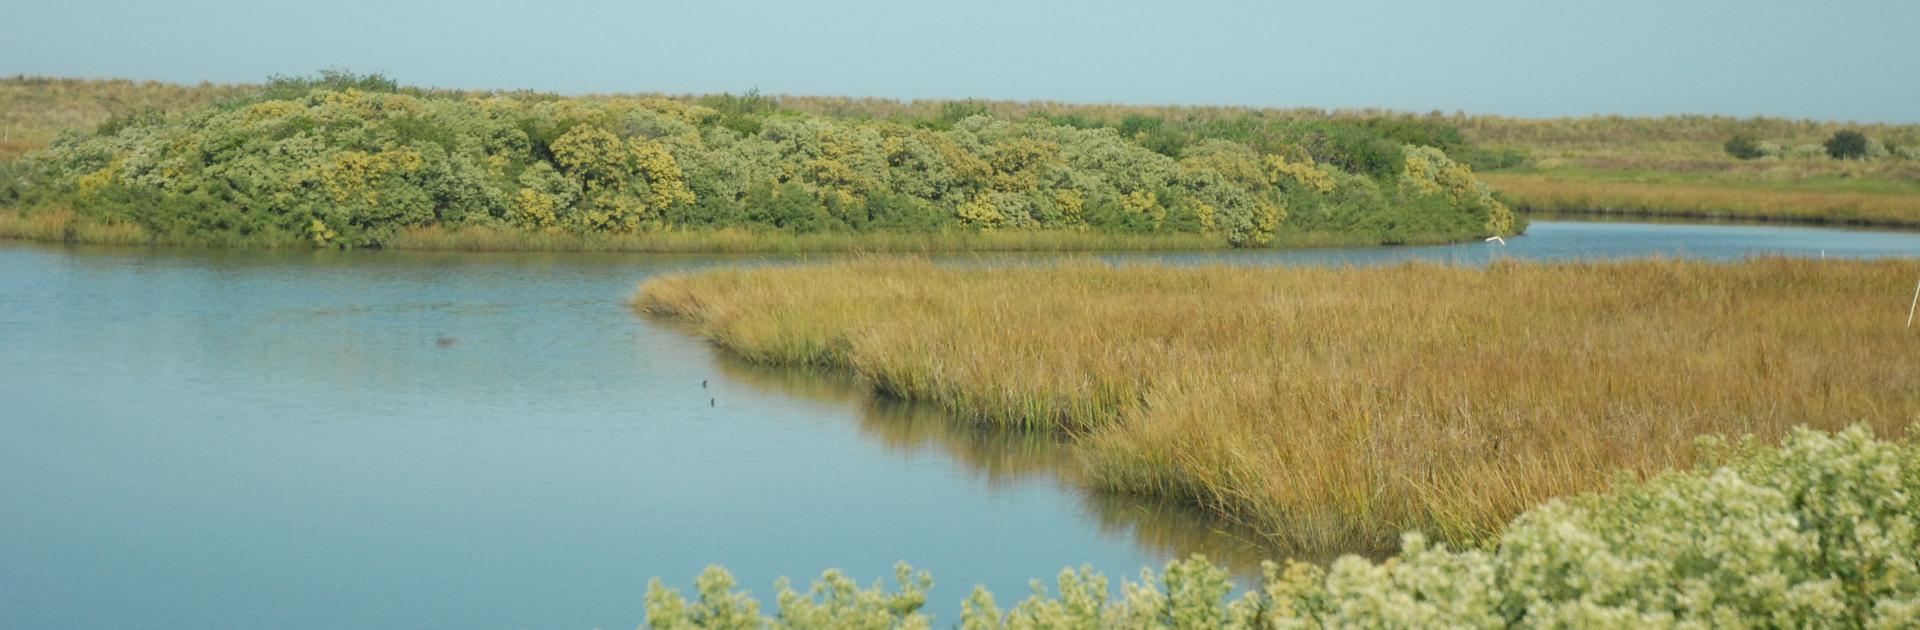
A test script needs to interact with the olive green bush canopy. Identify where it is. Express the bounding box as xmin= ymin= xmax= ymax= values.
xmin=7 ymin=73 xmax=1515 ymax=248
